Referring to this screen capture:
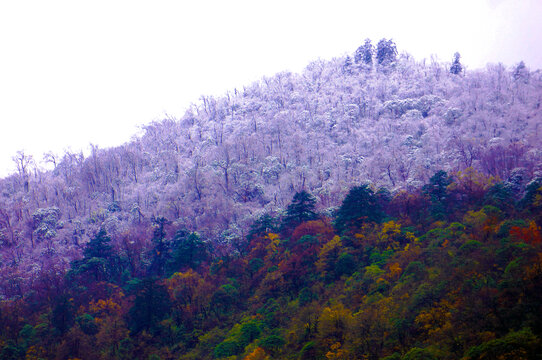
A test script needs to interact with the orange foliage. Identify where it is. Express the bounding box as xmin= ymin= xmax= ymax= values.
xmin=88 ymin=297 xmax=121 ymax=318
xmin=510 ymin=221 xmax=542 ymax=245
xmin=244 ymin=347 xmax=270 ymax=360
xmin=385 ymin=262 xmax=402 ymax=281
xmin=325 ymin=342 xmax=347 ymax=359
